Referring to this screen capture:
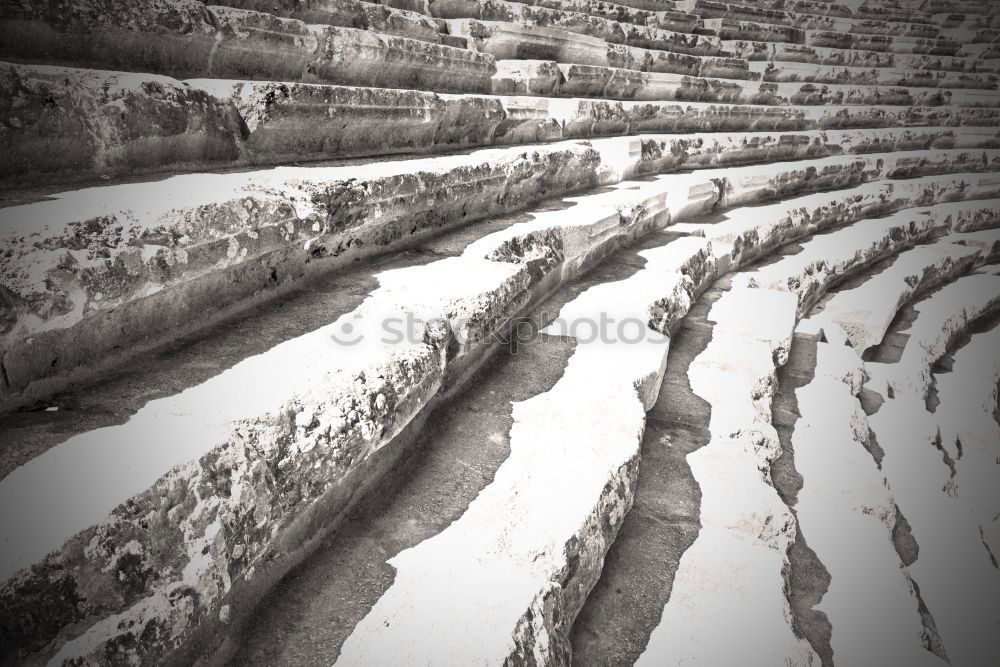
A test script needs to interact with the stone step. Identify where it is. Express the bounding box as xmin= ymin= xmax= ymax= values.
xmin=0 ymin=63 xmax=246 ymax=191
xmin=447 ymin=19 xmax=741 ymax=77
xmin=442 ymin=8 xmax=734 ymax=58
xmin=697 ymin=0 xmax=943 ymax=37
xmin=534 ymin=66 xmax=1000 ymax=107
xmin=12 ymin=60 xmax=1000 ymax=191
xmin=727 ymin=39 xmax=1000 ymax=73
xmin=194 ymin=80 xmax=1000 ymax=161
xmin=0 ymin=176 xmax=700 ymax=665
xmin=4 ymin=152 xmax=995 ymax=664
xmin=934 ymin=321 xmax=1000 ymax=573
xmin=866 ymin=270 xmax=1000 ymax=397
xmin=739 ymin=0 xmax=935 ymax=23
xmin=226 ymin=227 xmax=696 ymax=663
xmin=429 ymin=0 xmax=658 ymax=27
xmin=334 ymin=235 xmax=715 ymax=665
xmin=0 ymin=1 xmax=496 ymax=93
xmin=735 ymin=203 xmax=968 ymax=317
xmin=674 ymin=168 xmax=1000 ymax=269
xmin=924 ymin=0 xmax=997 ymax=15
xmin=810 ymin=221 xmax=1000 ymax=352
xmin=442 ymin=0 xmax=702 ymax=35
xmin=494 ymin=63 xmax=1000 ymax=106
xmin=726 ymin=24 xmax=965 ymax=56
xmin=933 ymin=12 xmax=1000 ymax=32
xmin=700 ymin=16 xmax=812 ymax=45
xmin=207 ymin=0 xmax=449 ymax=45
xmin=575 ymin=0 xmax=683 ymax=11
xmin=865 ymin=320 xmax=1000 ymax=665
xmin=0 ymin=155 xmax=824 ymax=663
xmin=752 ymin=60 xmax=999 ymax=89
xmin=6 ymin=140 xmax=994 ymax=411
xmin=791 ymin=339 xmax=947 ymax=666
xmin=1 ymin=148 xmax=963 ymax=432
xmin=235 ymin=151 xmax=989 ymax=666
xmin=636 ymin=282 xmax=813 ymax=664
xmin=0 ymin=138 xmax=612 ymax=411
xmin=492 ymin=64 xmax=1000 ymax=125
xmin=635 ymin=204 xmax=993 ymax=665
